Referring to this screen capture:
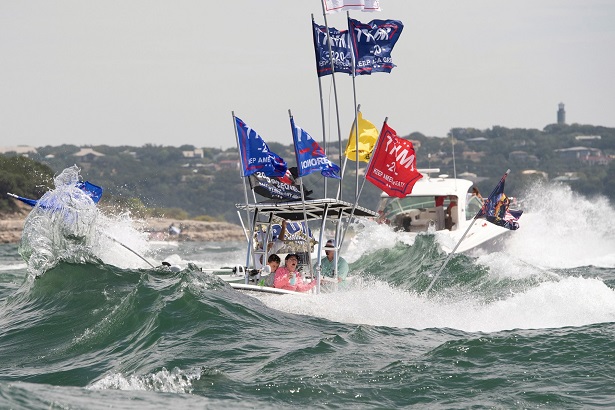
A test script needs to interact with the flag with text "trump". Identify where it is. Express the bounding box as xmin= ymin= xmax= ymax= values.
xmin=312 ymin=21 xmax=353 ymax=77
xmin=348 ymin=17 xmax=403 ymax=75
xmin=235 ymin=116 xmax=287 ymax=177
xmin=365 ymin=122 xmax=422 ymax=197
